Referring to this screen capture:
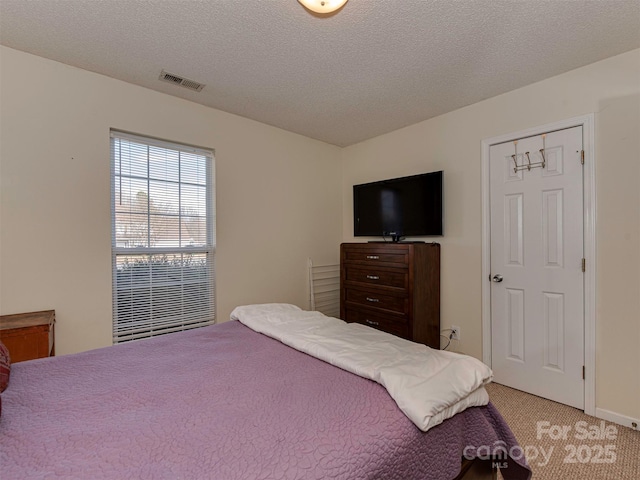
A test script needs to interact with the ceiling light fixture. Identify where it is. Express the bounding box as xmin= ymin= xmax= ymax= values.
xmin=298 ymin=0 xmax=348 ymax=14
